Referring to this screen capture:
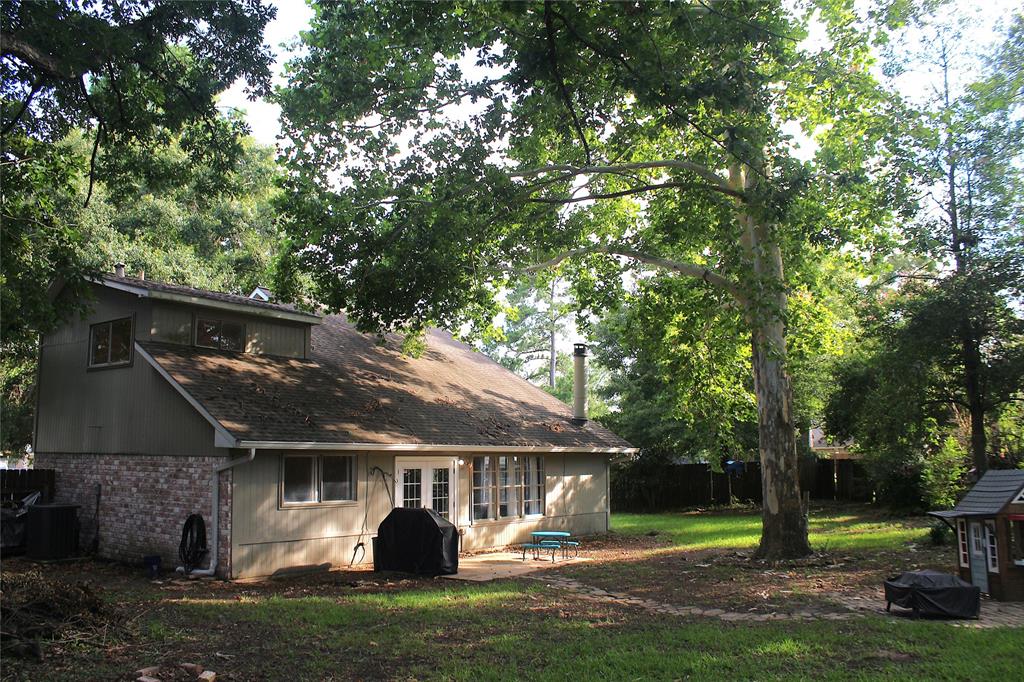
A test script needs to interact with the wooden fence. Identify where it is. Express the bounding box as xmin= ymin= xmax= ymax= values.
xmin=611 ymin=458 xmax=872 ymax=512
xmin=1 ymin=469 xmax=55 ymax=504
